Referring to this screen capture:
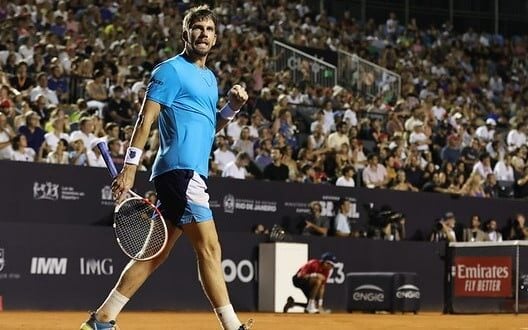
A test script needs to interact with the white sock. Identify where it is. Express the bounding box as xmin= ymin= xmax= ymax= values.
xmin=307 ymin=299 xmax=317 ymax=310
xmin=214 ymin=304 xmax=242 ymax=330
xmin=96 ymin=289 xmax=129 ymax=322
xmin=318 ymin=299 xmax=323 ymax=308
